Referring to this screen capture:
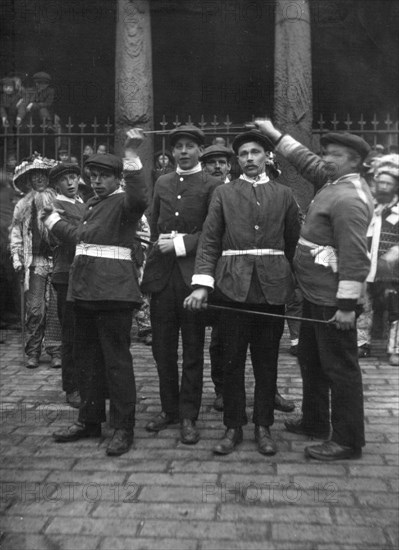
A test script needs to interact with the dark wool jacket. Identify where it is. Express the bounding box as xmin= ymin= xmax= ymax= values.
xmin=141 ymin=169 xmax=220 ymax=294
xmin=51 ymin=197 xmax=86 ymax=285
xmin=276 ymin=135 xmax=374 ymax=309
xmin=45 ymin=170 xmax=148 ymax=306
xmin=192 ymin=177 xmax=300 ymax=305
